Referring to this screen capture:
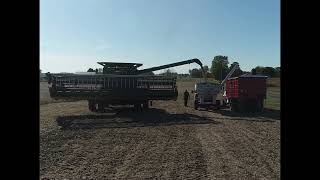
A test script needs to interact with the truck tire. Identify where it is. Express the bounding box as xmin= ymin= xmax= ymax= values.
xmin=97 ymin=103 xmax=104 ymax=113
xmin=216 ymin=100 xmax=221 ymax=110
xmin=231 ymin=99 xmax=239 ymax=112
